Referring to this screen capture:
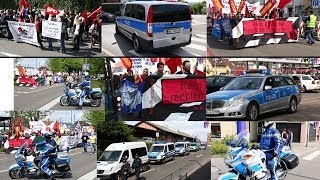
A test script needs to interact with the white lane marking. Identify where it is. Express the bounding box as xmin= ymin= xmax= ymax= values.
xmin=184 ymin=43 xmax=206 ymax=52
xmin=166 ymin=160 xmax=175 ymax=165
xmin=180 ymin=101 xmax=202 ymax=107
xmin=0 ymin=52 xmax=21 ymax=57
xmin=0 ymin=169 xmax=9 ymax=173
xmin=140 ymin=168 xmax=155 ymax=175
xmin=196 ymin=154 xmax=204 ymax=158
xmin=169 ymin=48 xmax=201 ymax=57
xmin=128 ymin=50 xmax=155 ymax=57
xmin=296 ymin=147 xmax=318 ymax=156
xmin=193 ymin=34 xmax=207 ymax=38
xmin=102 ymin=48 xmax=116 ymax=57
xmin=192 ymin=37 xmax=206 ymax=43
xmin=38 ymin=96 xmax=61 ymax=110
xmin=164 ymin=112 xmax=193 ymax=121
xmin=70 ymin=152 xmax=83 ymax=156
xmin=77 ymin=169 xmax=96 ymax=180
xmin=302 ymin=150 xmax=320 ymax=161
